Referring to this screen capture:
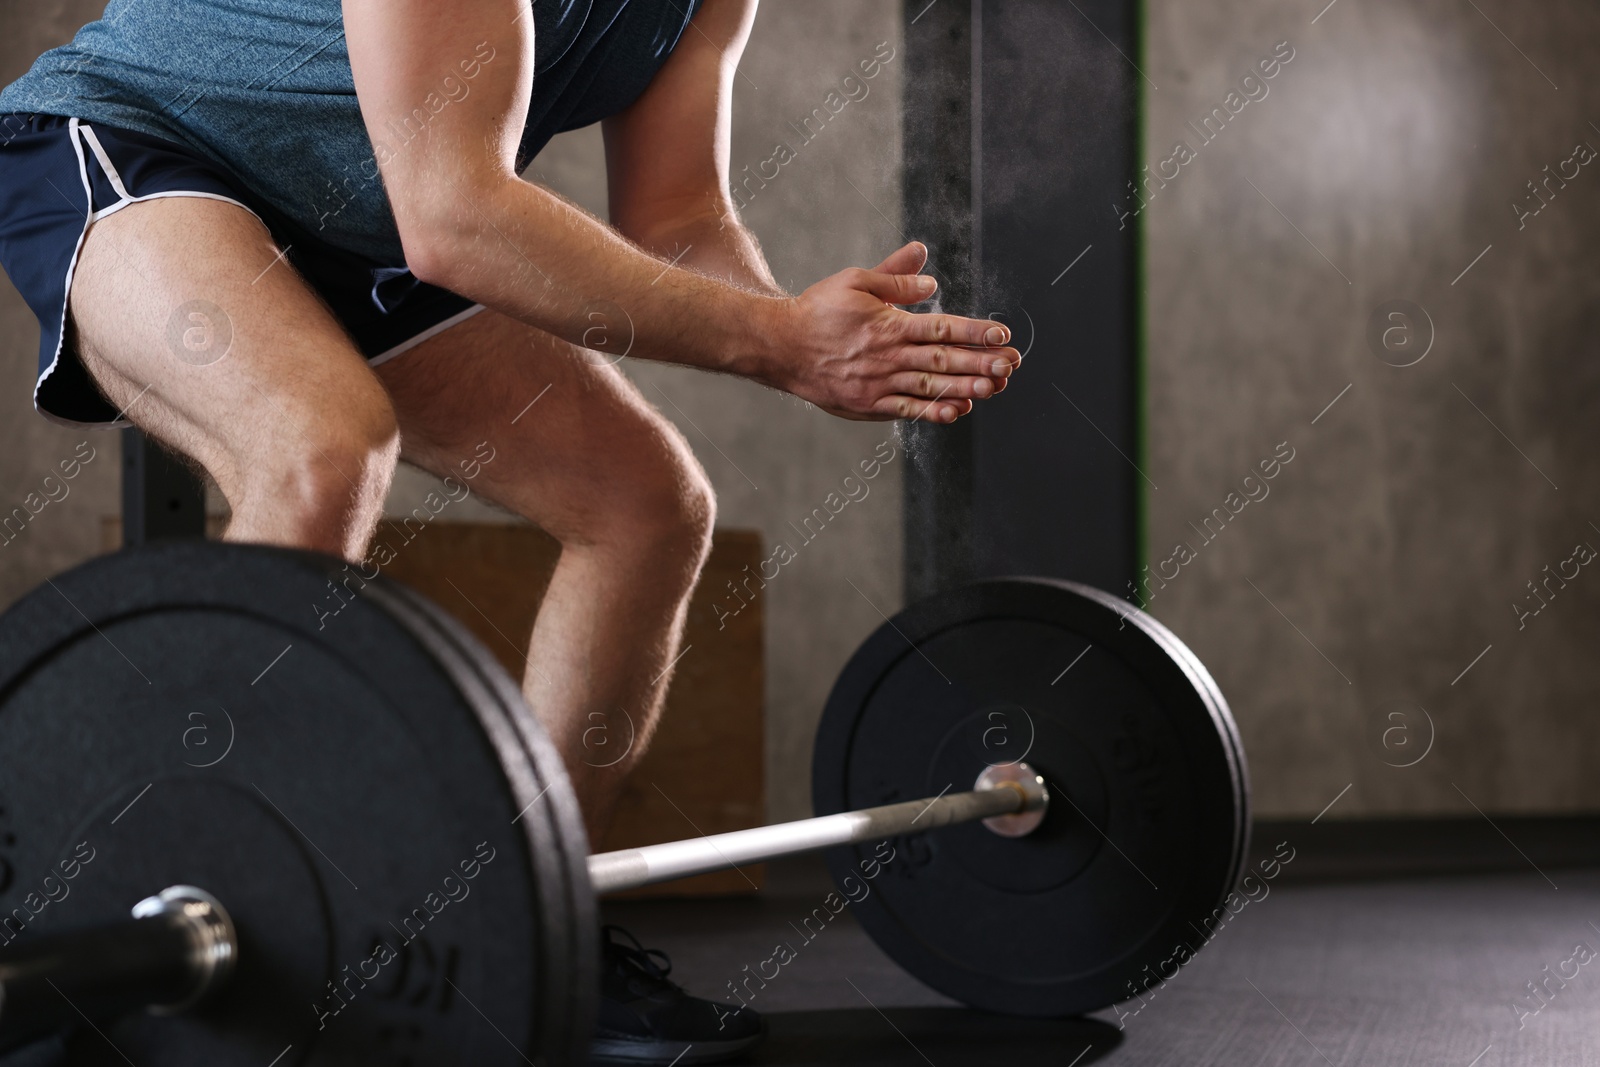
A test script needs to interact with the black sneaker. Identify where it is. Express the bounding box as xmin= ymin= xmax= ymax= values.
xmin=589 ymin=925 xmax=765 ymax=1065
